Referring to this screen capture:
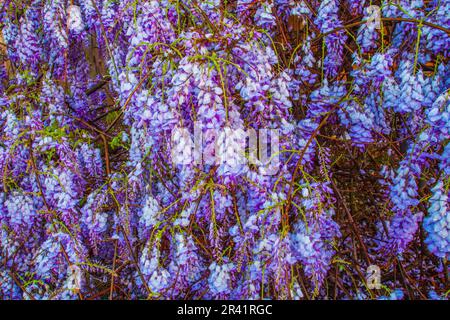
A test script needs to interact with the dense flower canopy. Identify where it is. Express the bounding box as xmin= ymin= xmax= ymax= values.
xmin=0 ymin=0 xmax=449 ymax=300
